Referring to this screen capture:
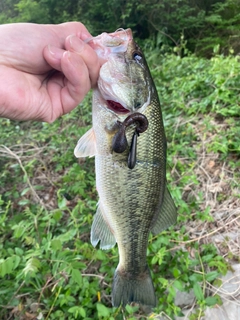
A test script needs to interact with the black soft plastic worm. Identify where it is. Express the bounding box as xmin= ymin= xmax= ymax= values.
xmin=112 ymin=113 xmax=148 ymax=169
